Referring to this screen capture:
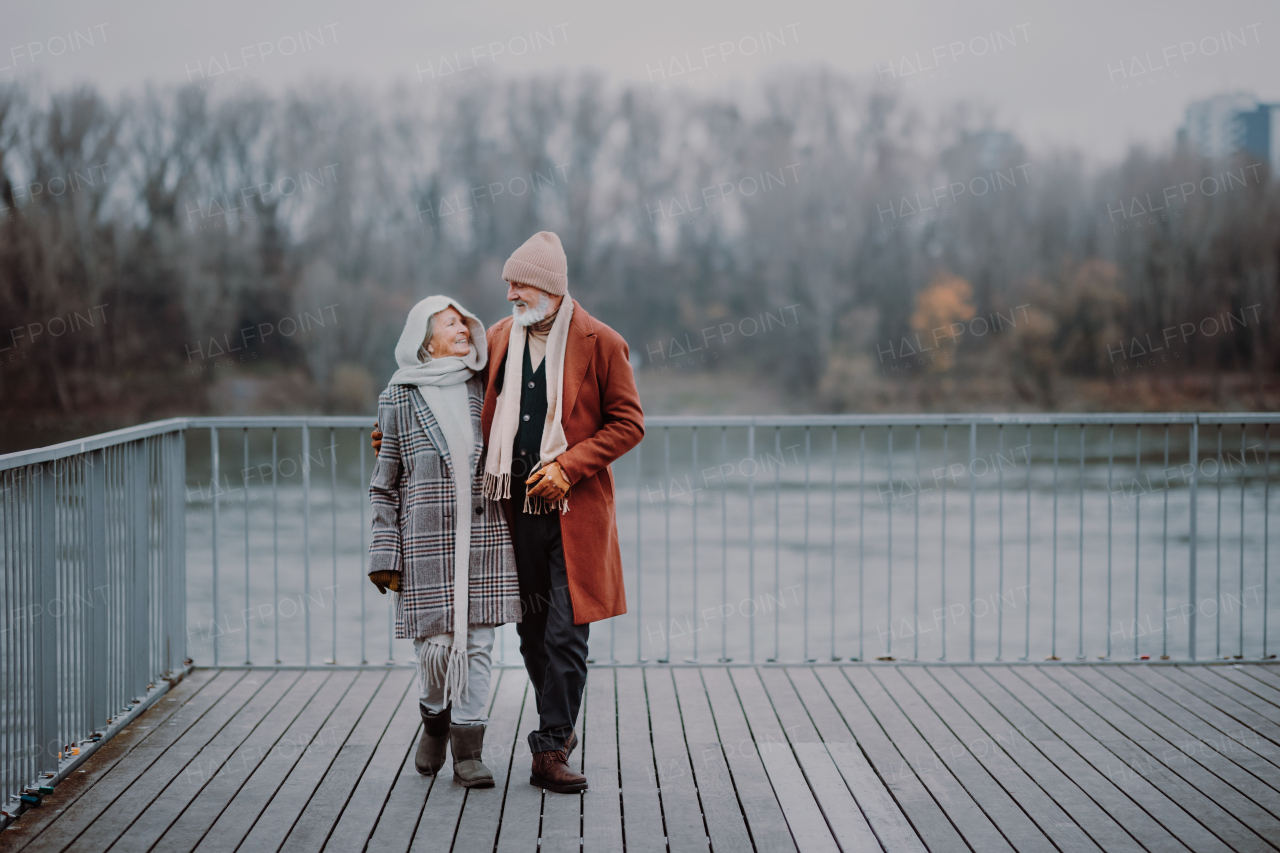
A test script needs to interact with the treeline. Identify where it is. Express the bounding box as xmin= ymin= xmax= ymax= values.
xmin=0 ymin=71 xmax=1276 ymax=425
